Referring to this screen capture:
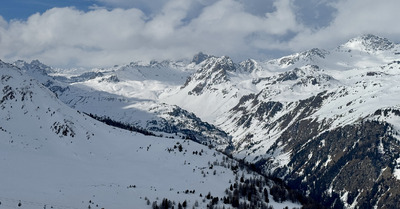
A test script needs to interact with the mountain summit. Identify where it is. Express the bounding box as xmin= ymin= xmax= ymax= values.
xmin=341 ymin=34 xmax=395 ymax=52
